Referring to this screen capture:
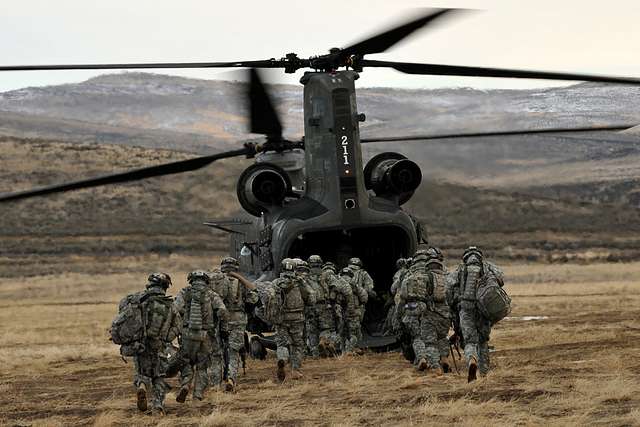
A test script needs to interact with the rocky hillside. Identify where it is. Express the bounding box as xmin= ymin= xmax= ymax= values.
xmin=2 ymin=73 xmax=640 ymax=208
